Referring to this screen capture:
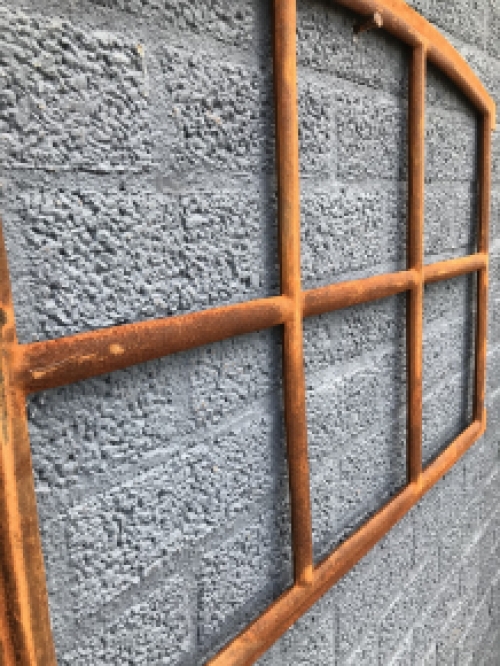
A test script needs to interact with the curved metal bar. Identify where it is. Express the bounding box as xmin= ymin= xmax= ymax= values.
xmin=336 ymin=0 xmax=496 ymax=124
